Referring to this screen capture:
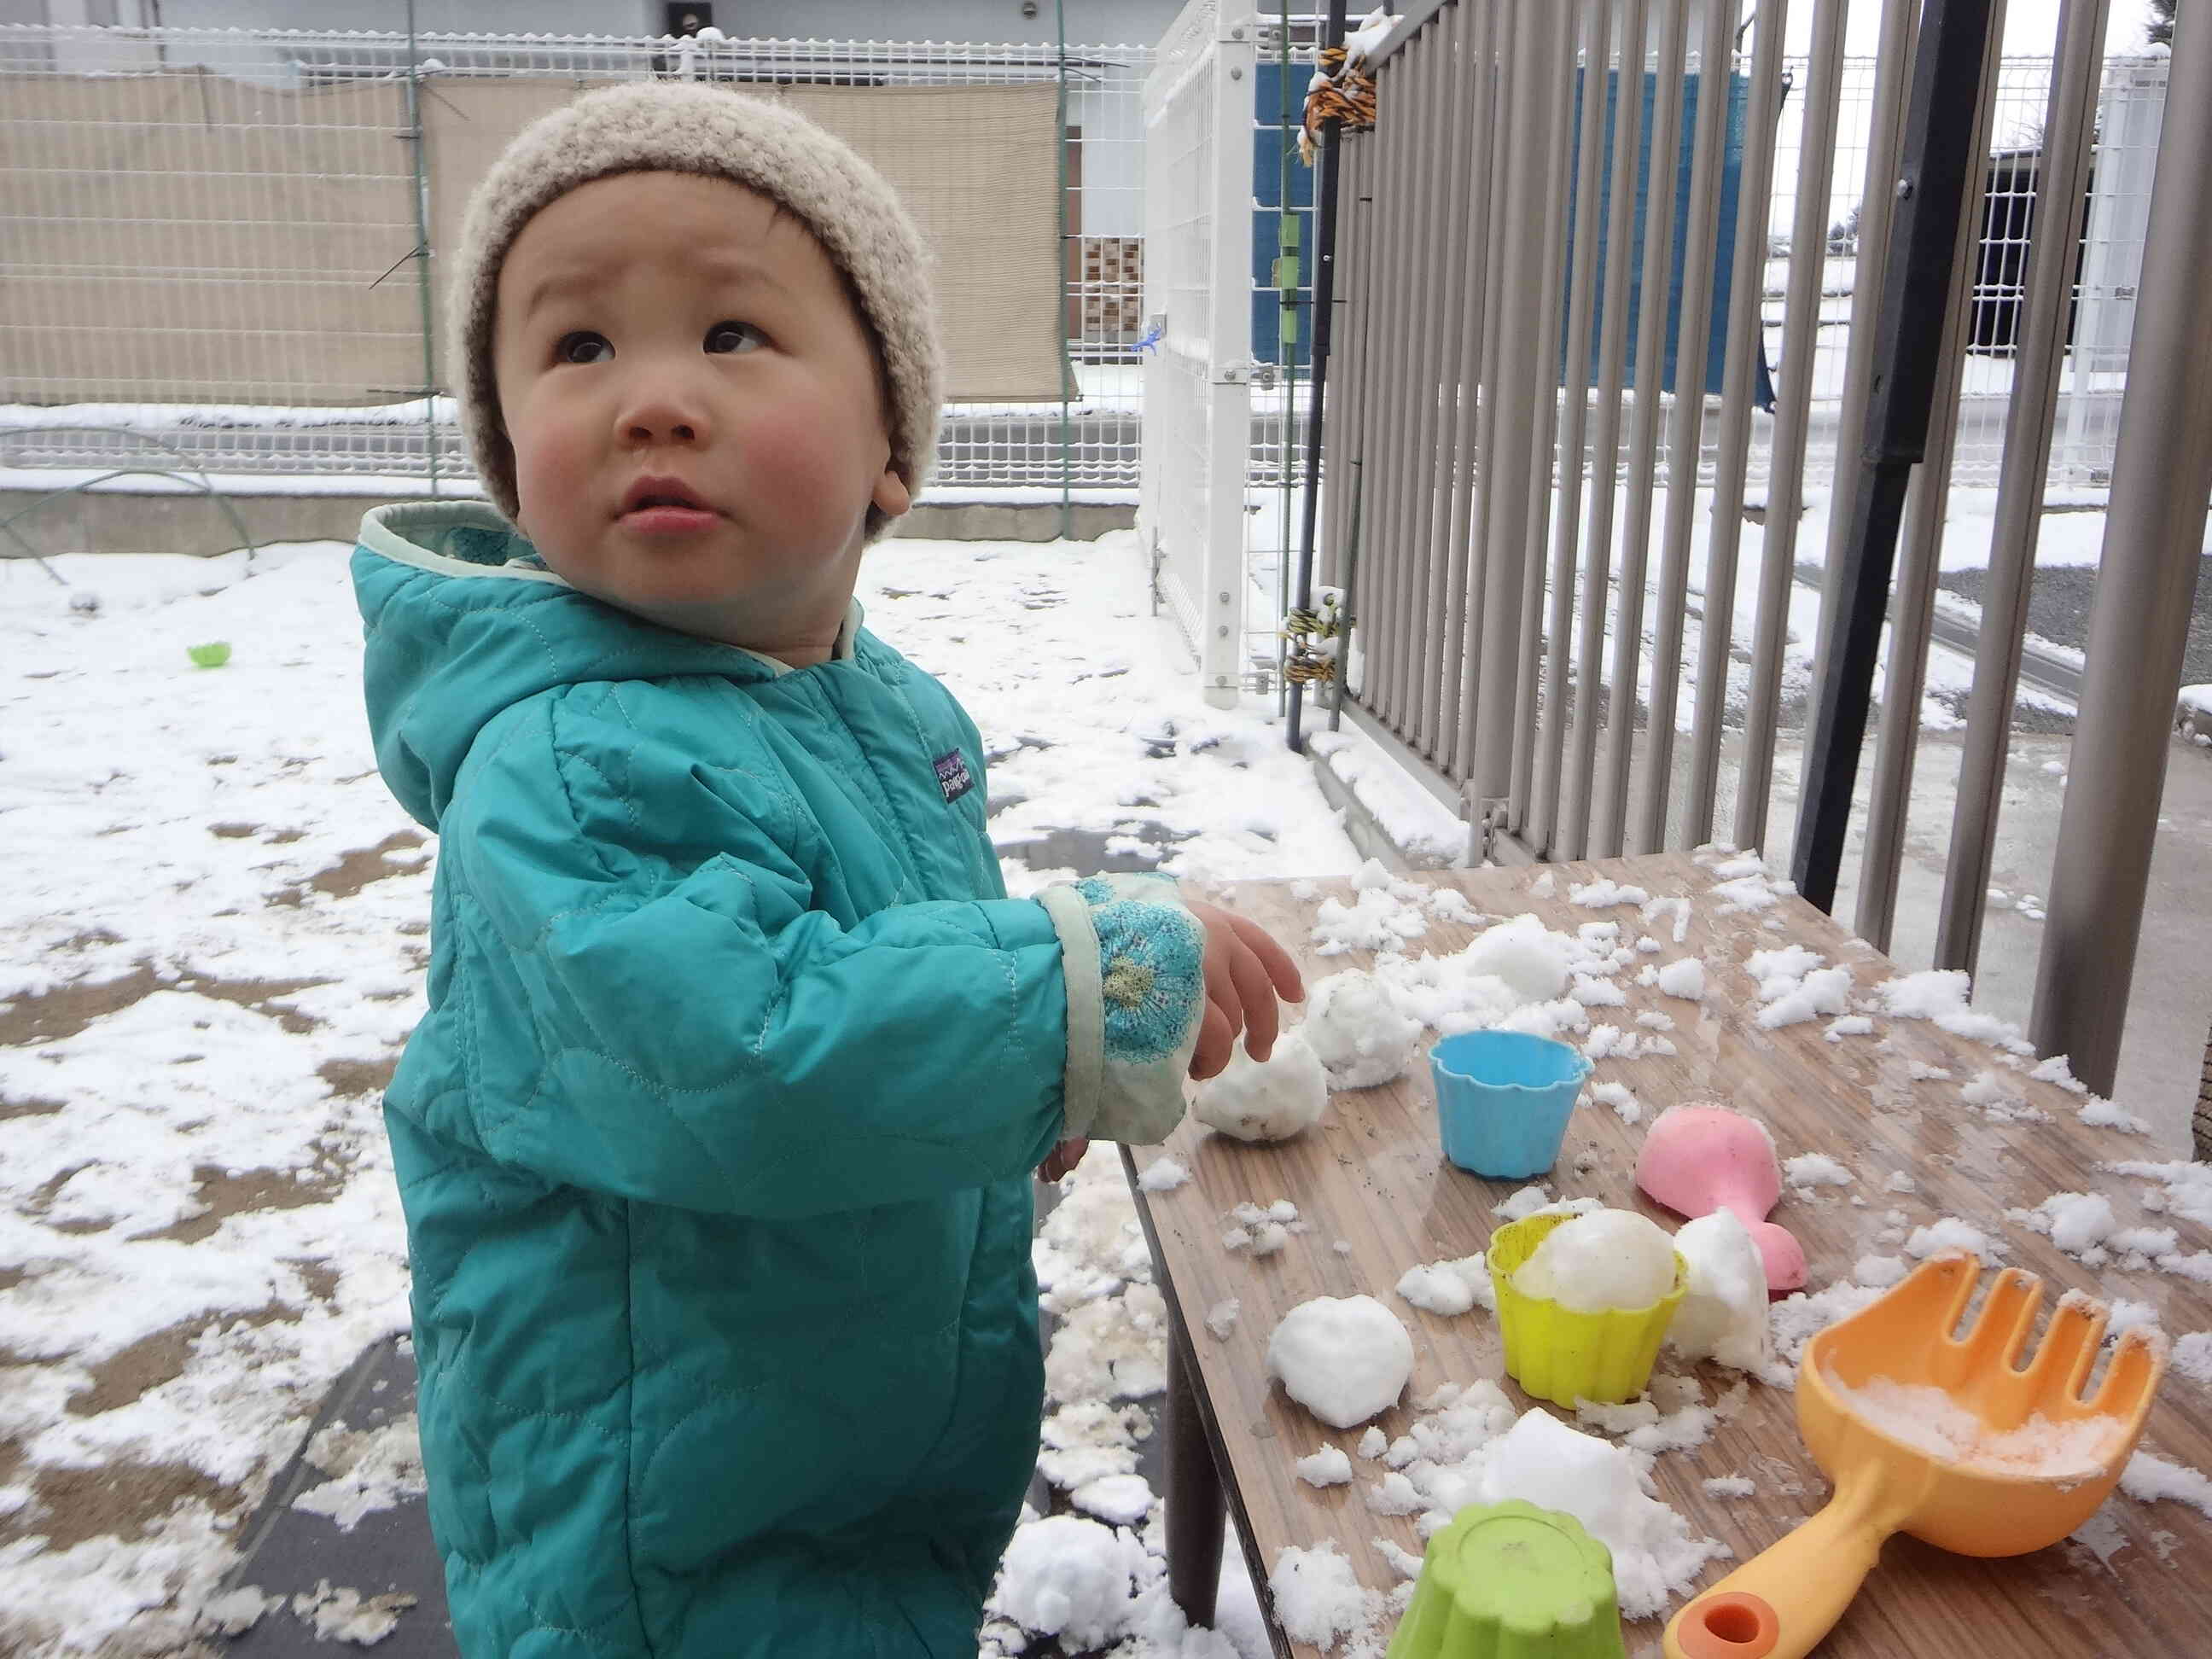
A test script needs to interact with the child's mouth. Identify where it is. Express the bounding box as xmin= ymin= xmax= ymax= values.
xmin=620 ymin=505 xmax=721 ymax=535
